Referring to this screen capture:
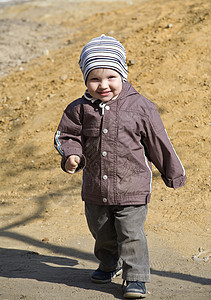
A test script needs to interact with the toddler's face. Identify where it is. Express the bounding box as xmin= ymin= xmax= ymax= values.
xmin=86 ymin=68 xmax=122 ymax=102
